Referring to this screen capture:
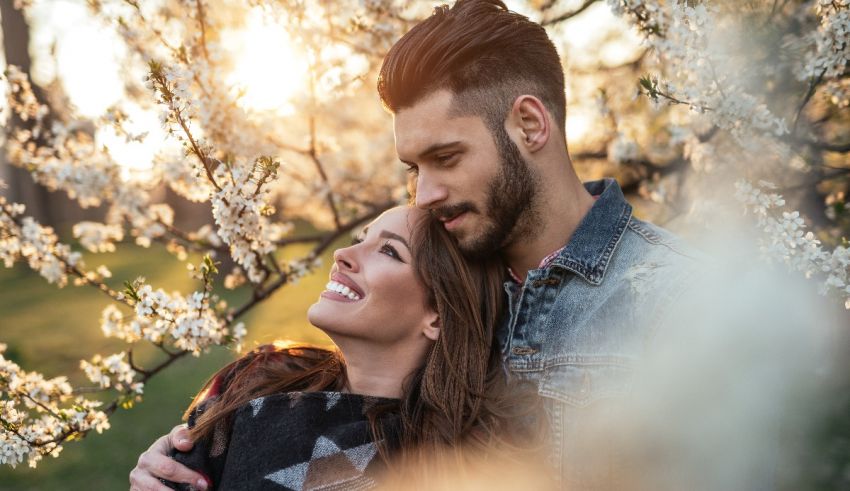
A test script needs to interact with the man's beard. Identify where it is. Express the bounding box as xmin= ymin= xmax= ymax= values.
xmin=436 ymin=125 xmax=540 ymax=260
